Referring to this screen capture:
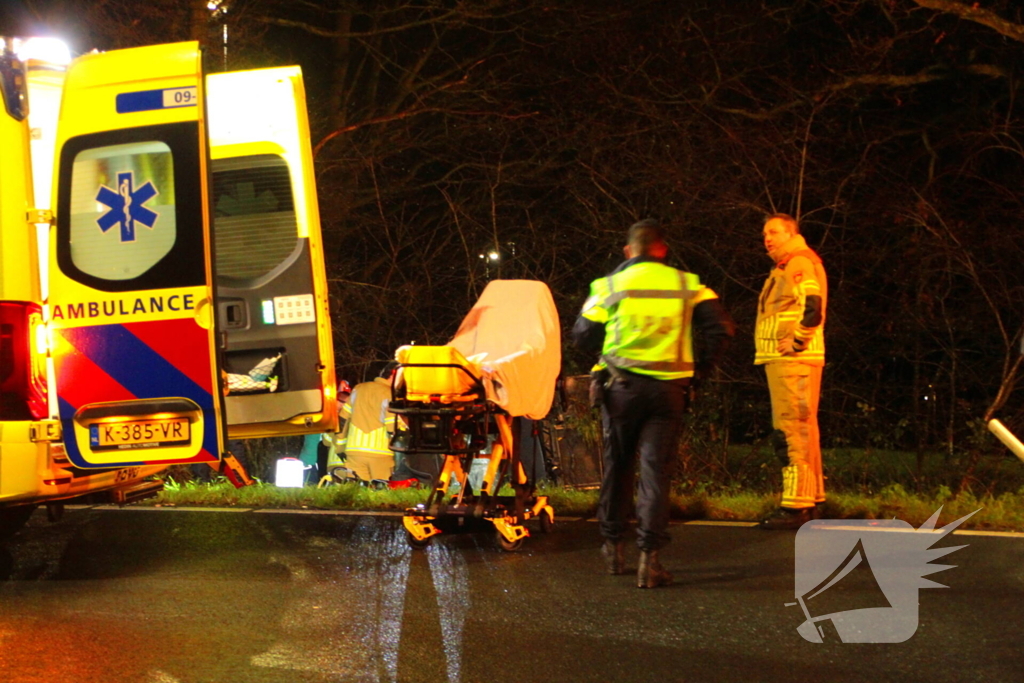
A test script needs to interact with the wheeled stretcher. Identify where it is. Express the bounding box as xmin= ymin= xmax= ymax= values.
xmin=390 ymin=280 xmax=562 ymax=550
